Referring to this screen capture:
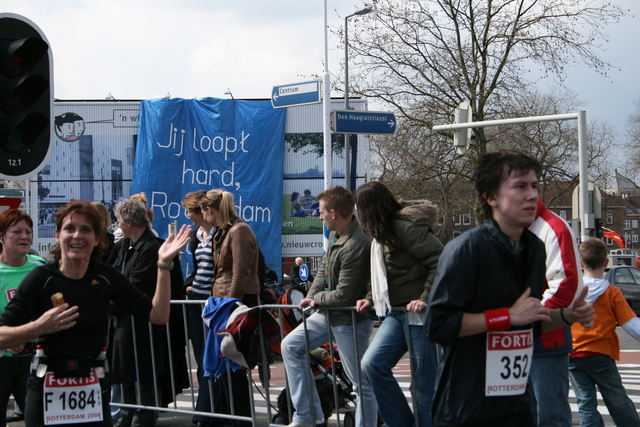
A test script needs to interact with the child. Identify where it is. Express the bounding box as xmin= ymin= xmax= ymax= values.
xmin=570 ymin=237 xmax=640 ymax=426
